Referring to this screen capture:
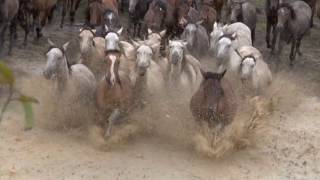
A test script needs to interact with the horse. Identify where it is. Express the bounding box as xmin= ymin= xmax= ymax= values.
xmin=209 ymin=22 xmax=252 ymax=57
xmin=273 ymin=1 xmax=311 ymax=65
xmin=130 ymin=40 xmax=166 ymax=102
xmin=144 ymin=0 xmax=187 ymax=38
xmin=60 ymin=0 xmax=82 ymax=28
xmin=30 ymin=0 xmax=58 ymax=38
xmin=43 ymin=39 xmax=96 ymax=99
xmin=0 ymin=0 xmax=19 ymax=56
xmin=96 ymin=27 xmax=135 ymax=138
xmin=302 ymin=0 xmax=316 ymax=27
xmin=166 ymin=39 xmax=203 ymax=97
xmin=190 ymin=69 xmax=237 ymax=130
xmin=128 ymin=0 xmax=152 ymax=39
xmin=265 ymin=0 xmax=279 ymax=49
xmin=78 ymin=27 xmax=106 ymax=79
xmin=317 ymin=0 xmax=320 ymax=19
xmin=229 ymin=0 xmax=257 ymax=43
xmin=86 ymin=0 xmax=118 ymax=28
xmin=181 ymin=21 xmax=210 ymax=59
xmin=177 ymin=2 xmax=217 ymax=33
